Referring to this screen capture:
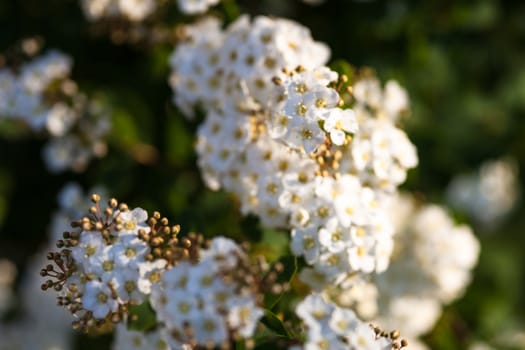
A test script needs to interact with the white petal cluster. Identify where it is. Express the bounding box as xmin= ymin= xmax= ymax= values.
xmin=348 ymin=79 xmax=417 ymax=192
xmin=150 ymin=237 xmax=264 ymax=349
xmin=447 ymin=157 xmax=520 ymax=229
xmin=169 ymin=16 xmax=330 ymax=118
xmin=294 ymin=294 xmax=397 ymax=350
xmin=0 ymin=51 xmax=72 ymax=128
xmin=0 ymin=51 xmax=111 ymax=173
xmin=338 ymin=193 xmax=480 ymax=339
xmin=81 ymin=0 xmax=157 ymax=22
xmin=269 ymin=67 xmax=357 ymax=152
xmin=58 ymin=207 xmax=159 ymax=320
xmin=169 ymin=16 xmax=417 ymax=289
